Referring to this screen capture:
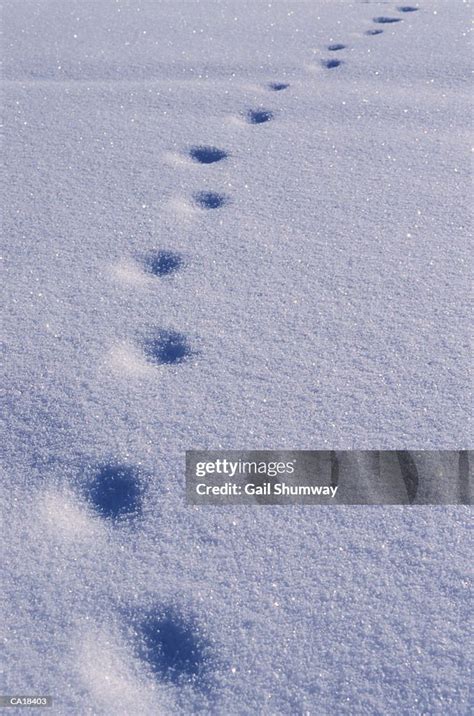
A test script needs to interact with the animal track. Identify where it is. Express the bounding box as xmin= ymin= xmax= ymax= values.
xmin=459 ymin=451 xmax=470 ymax=504
xmin=268 ymin=82 xmax=289 ymax=91
xmin=373 ymin=16 xmax=402 ymax=24
xmin=327 ymin=43 xmax=346 ymax=51
xmin=144 ymin=329 xmax=193 ymax=365
xmin=130 ymin=609 xmax=211 ymax=686
xmin=397 ymin=5 xmax=419 ymax=11
xmin=87 ymin=464 xmax=143 ymax=521
xmin=189 ymin=145 xmax=228 ymax=164
xmin=365 ymin=28 xmax=384 ymax=35
xmin=247 ymin=109 xmax=274 ymax=124
xmin=143 ymin=250 xmax=183 ymax=277
xmin=321 ymin=59 xmax=343 ymax=69
xmin=396 ymin=451 xmax=419 ymax=504
xmin=193 ymin=191 xmax=228 ymax=209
